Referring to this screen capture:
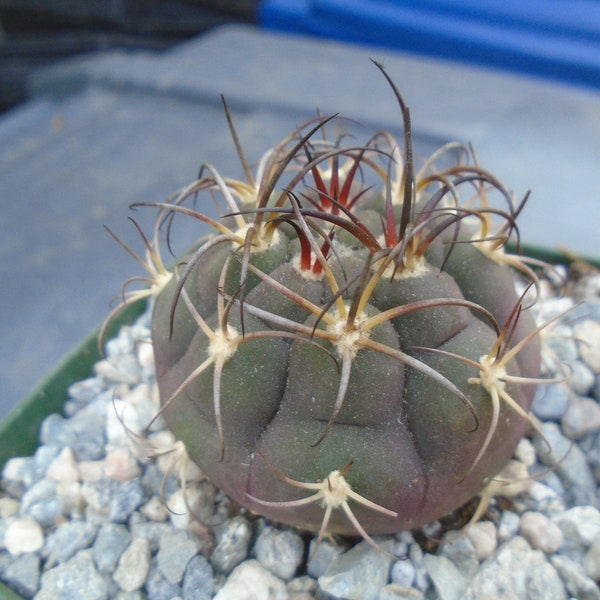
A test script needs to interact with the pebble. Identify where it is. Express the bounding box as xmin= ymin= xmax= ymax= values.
xmin=68 ymin=377 xmax=106 ymax=404
xmin=157 ymin=530 xmax=202 ymax=584
xmin=210 ymin=516 xmax=252 ymax=575
xmin=584 ymin=431 xmax=600 ymax=482
xmin=108 ymin=478 xmax=146 ymax=523
xmin=0 ymin=552 xmax=41 ymax=598
xmin=317 ymin=537 xmax=395 ymax=600
xmin=497 ymin=510 xmax=520 ymax=543
xmin=40 ymin=404 xmax=107 ymax=461
xmin=534 ymin=421 xmax=598 ymax=507
xmin=514 ymin=437 xmax=537 ymax=467
xmin=42 ymin=520 xmax=98 ymax=567
xmin=137 ymin=338 xmax=155 ymax=372
xmin=119 ymin=384 xmax=156 ymax=435
xmin=551 ymin=554 xmax=600 ymax=600
xmin=166 ymin=483 xmax=215 ymax=530
xmin=464 ymin=522 xmax=498 ymax=562
xmin=583 ymin=535 xmax=600 ymax=581
xmin=519 ymin=511 xmax=564 ymax=554
xmin=55 ymin=481 xmax=84 ymax=518
xmin=390 ymin=557 xmax=416 ymax=587
xmin=129 ymin=519 xmax=173 ymax=553
xmin=104 ymin=327 xmax=135 ymax=358
xmin=534 ymin=293 xmax=573 ymax=321
xmin=561 ymin=393 xmax=600 ymax=439
xmin=393 ymin=530 xmax=414 ymax=555
xmin=45 ymin=446 xmax=80 ymax=483
xmin=104 ymin=445 xmax=142 ymax=482
xmin=575 ymin=278 xmax=600 ymax=303
xmin=213 ymin=559 xmax=287 ymax=600
xmin=182 ymin=554 xmax=214 ymax=600
xmin=379 ymin=584 xmax=425 ymax=599
xmin=542 ymin=324 xmax=579 ymax=364
xmin=553 ymin=505 xmax=600 ymax=547
xmin=145 ymin=558 xmax=182 ymax=600
xmin=94 ymin=355 xmax=140 ymax=385
xmin=22 ymin=489 xmax=62 ymax=530
xmin=37 ymin=549 xmax=108 ymax=600
xmin=0 ymin=498 xmax=19 ymax=519
xmin=140 ymin=495 xmax=169 ymax=522
xmin=78 ymin=459 xmax=108 ymax=483
xmin=567 ymin=360 xmax=596 ymax=396
xmin=253 ymin=525 xmax=305 ymax=580
xmin=574 ymin=320 xmax=600 ymax=372
xmin=114 ymin=537 xmax=151 ymax=592
xmin=423 ymin=554 xmax=466 ymax=600
xmin=93 ymin=522 xmax=132 ymax=573
xmin=286 ymin=575 xmax=317 ymax=599
xmin=464 ymin=536 xmax=566 ymax=600
xmin=4 ymin=517 xmax=44 ymax=555
xmin=1 ymin=456 xmax=38 ymax=498
xmin=438 ymin=531 xmax=479 ymax=576
xmin=521 ymin=480 xmax=565 ymax=515
xmin=106 ymin=398 xmax=142 ymax=446
xmin=531 ymin=383 xmax=570 ymax=421
xmin=306 ymin=538 xmax=347 ymax=579
xmin=408 ymin=541 xmax=430 ymax=593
